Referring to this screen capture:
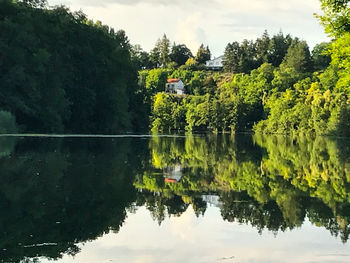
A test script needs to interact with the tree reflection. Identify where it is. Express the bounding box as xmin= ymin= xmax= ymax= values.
xmin=0 ymin=137 xmax=147 ymax=263
xmin=136 ymin=134 xmax=350 ymax=242
xmin=2 ymin=134 xmax=350 ymax=262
